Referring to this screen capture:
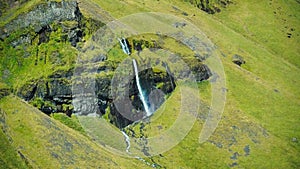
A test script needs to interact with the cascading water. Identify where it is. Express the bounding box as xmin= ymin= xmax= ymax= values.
xmin=118 ymin=38 xmax=130 ymax=55
xmin=120 ymin=59 xmax=151 ymax=155
xmin=121 ymin=131 xmax=131 ymax=153
xmin=119 ymin=59 xmax=163 ymax=168
xmin=132 ymin=59 xmax=152 ymax=117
